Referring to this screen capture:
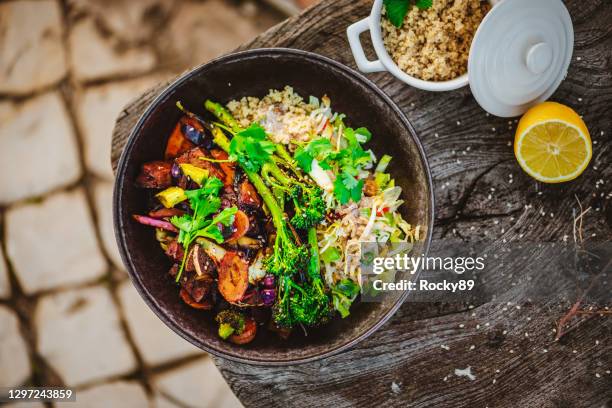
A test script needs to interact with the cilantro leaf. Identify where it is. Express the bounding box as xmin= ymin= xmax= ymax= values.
xmin=298 ymin=126 xmax=371 ymax=206
xmin=294 ymin=147 xmax=314 ymax=172
xmin=333 ymin=177 xmax=351 ymax=205
xmin=308 ymin=138 xmax=334 ymax=158
xmin=200 ymin=176 xmax=224 ymax=195
xmin=383 ymin=0 xmax=409 ymax=27
xmin=384 ymin=0 xmax=432 ymax=27
xmin=211 ymin=206 xmax=238 ymax=227
xmin=229 ymin=123 xmax=276 ymax=172
xmin=184 ymin=177 xmax=223 ymax=209
xmin=352 ymin=149 xmax=373 ymax=167
xmin=239 ymin=123 xmax=267 ymax=139
xmin=340 ymin=172 xmax=359 ymax=190
xmin=195 ymin=207 xmax=237 ymax=243
xmin=334 ymin=172 xmax=364 ymax=205
xmin=195 ymin=227 xmax=224 ymax=243
xmin=416 ymin=0 xmax=432 ymax=9
xmin=318 ymin=160 xmax=332 ymax=170
xmin=170 ymin=214 xmax=194 ymax=233
xmin=294 ymin=138 xmax=333 ymax=173
xmin=343 ymin=127 xmax=359 ymax=149
xmin=351 ymin=179 xmax=365 ymax=203
xmin=194 ymin=196 xmax=222 ymax=222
